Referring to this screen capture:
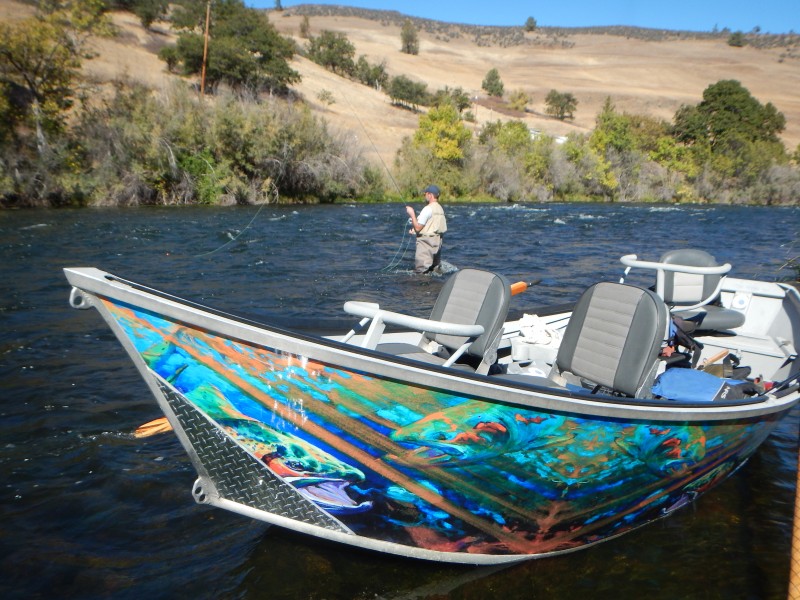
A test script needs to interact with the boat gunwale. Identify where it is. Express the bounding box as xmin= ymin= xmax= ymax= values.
xmin=63 ymin=267 xmax=799 ymax=423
